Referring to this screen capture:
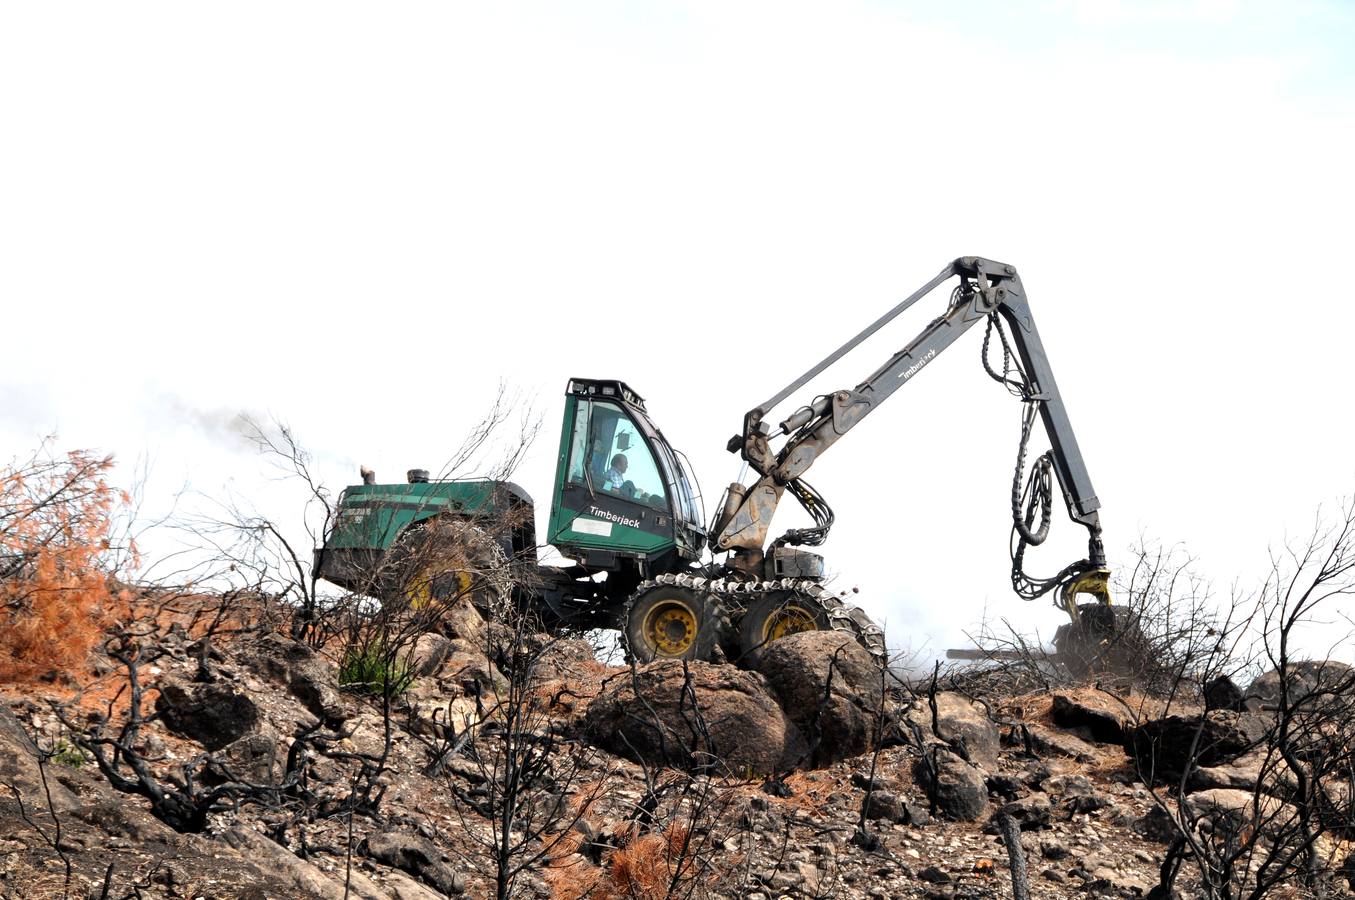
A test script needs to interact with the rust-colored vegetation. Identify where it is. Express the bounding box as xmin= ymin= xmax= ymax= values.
xmin=0 ymin=447 xmax=131 ymax=682
xmin=547 ymin=823 xmax=701 ymax=900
